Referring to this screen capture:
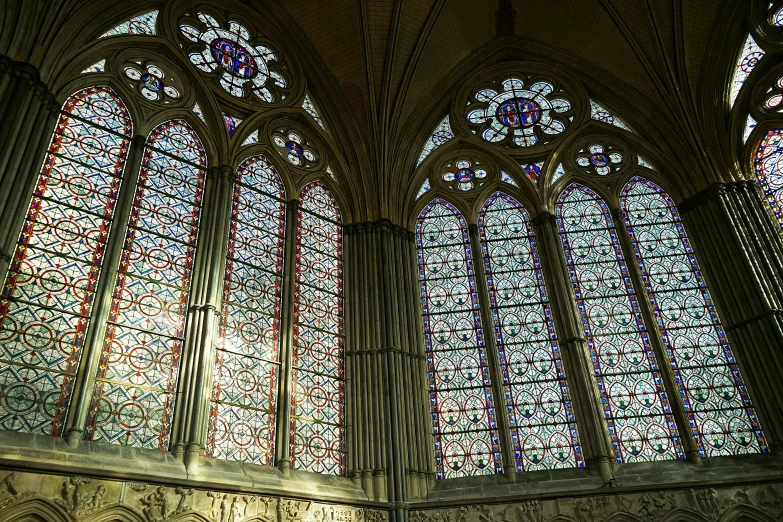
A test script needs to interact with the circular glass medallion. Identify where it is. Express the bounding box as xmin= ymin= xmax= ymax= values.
xmin=590 ymin=153 xmax=610 ymax=167
xmin=495 ymin=97 xmax=542 ymax=128
xmin=455 ymin=168 xmax=474 ymax=183
xmin=140 ymin=73 xmax=163 ymax=92
xmin=286 ymin=140 xmax=304 ymax=157
xmin=210 ymin=38 xmax=258 ymax=78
